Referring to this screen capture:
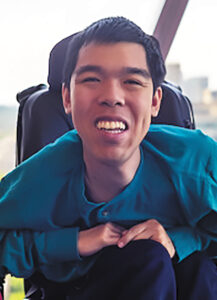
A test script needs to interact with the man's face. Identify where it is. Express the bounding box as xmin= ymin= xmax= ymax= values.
xmin=63 ymin=42 xmax=162 ymax=165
